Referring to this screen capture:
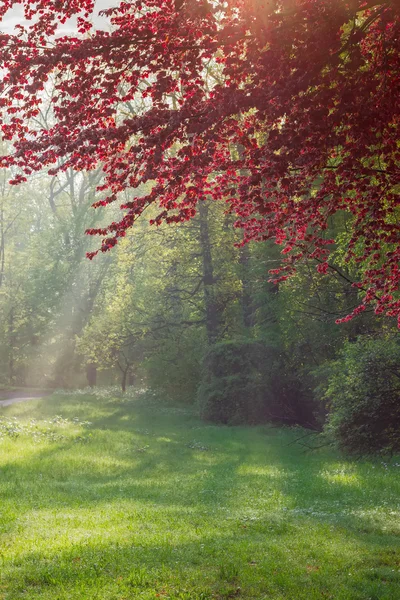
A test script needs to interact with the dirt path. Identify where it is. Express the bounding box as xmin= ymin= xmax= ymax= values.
xmin=0 ymin=395 xmax=47 ymax=407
